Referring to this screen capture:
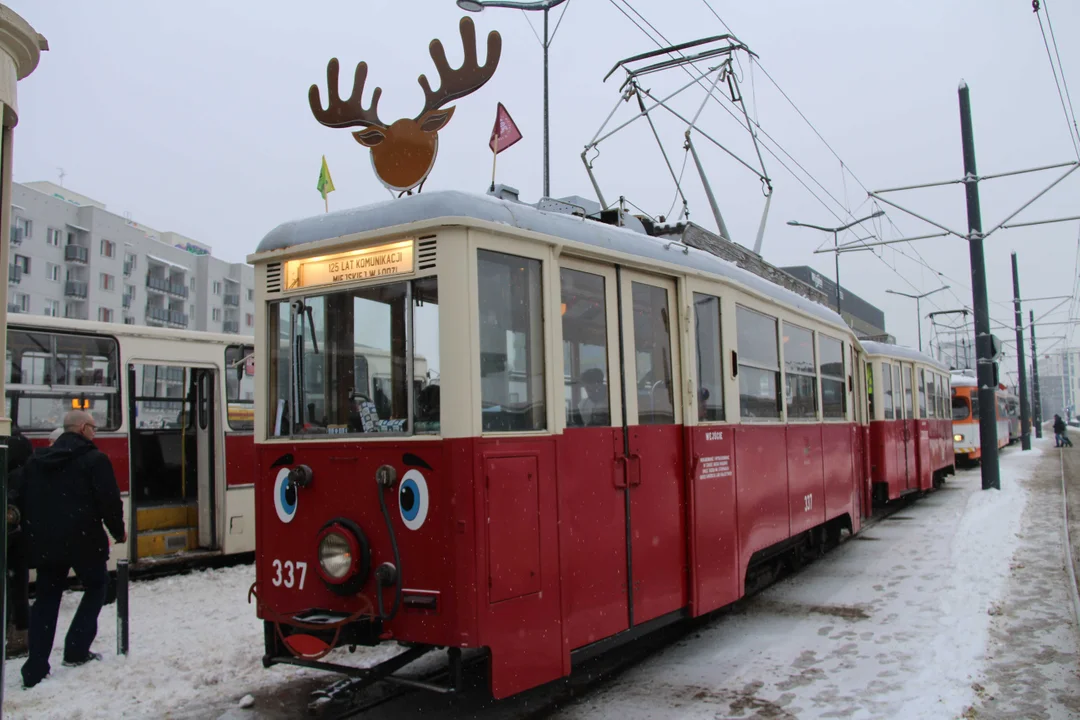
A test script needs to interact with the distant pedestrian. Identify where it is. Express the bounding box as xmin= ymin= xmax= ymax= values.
xmin=20 ymin=410 xmax=125 ymax=689
xmin=1053 ymin=414 xmax=1072 ymax=447
xmin=5 ymin=428 xmax=34 ymax=658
